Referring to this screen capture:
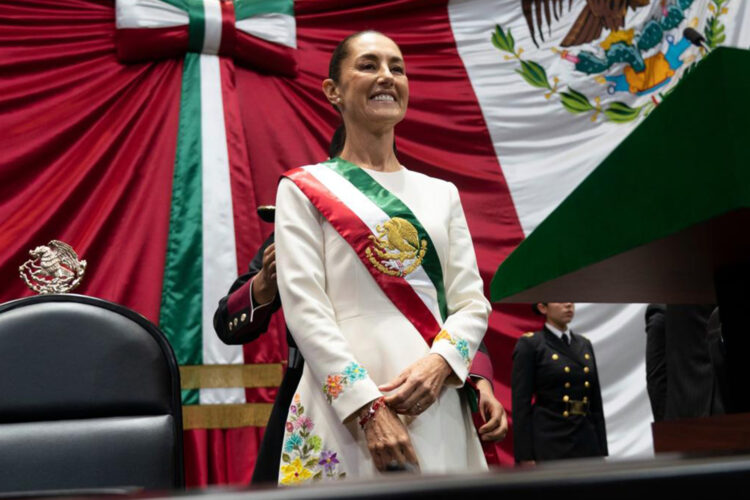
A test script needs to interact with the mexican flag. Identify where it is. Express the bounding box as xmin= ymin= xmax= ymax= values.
xmin=1 ymin=0 xmax=748 ymax=485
